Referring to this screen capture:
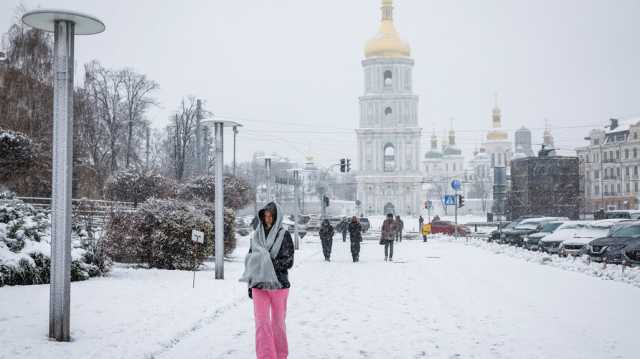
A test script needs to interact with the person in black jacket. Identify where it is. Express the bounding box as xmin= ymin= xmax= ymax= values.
xmin=240 ymin=202 xmax=294 ymax=359
xmin=319 ymin=219 xmax=334 ymax=261
xmin=348 ymin=216 xmax=363 ymax=262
